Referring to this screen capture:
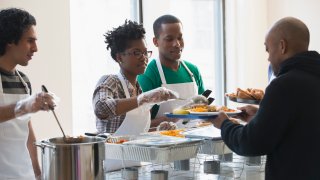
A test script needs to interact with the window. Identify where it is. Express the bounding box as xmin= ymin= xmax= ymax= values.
xmin=70 ymin=0 xmax=225 ymax=134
